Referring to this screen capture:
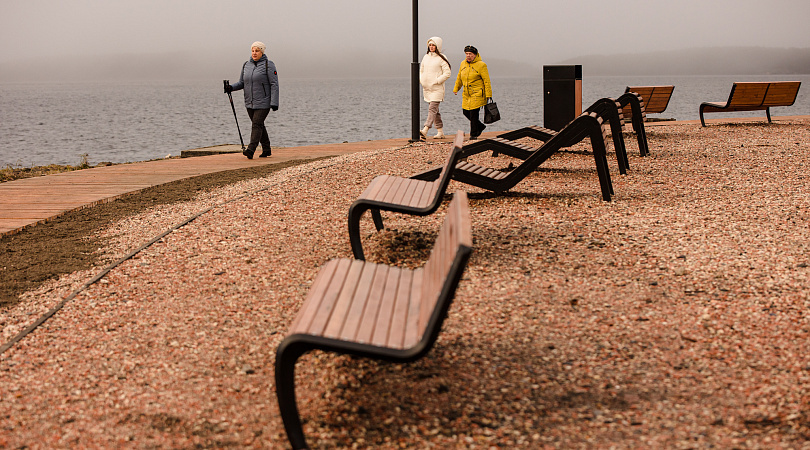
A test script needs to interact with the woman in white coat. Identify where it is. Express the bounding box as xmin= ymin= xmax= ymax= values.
xmin=419 ymin=36 xmax=452 ymax=139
